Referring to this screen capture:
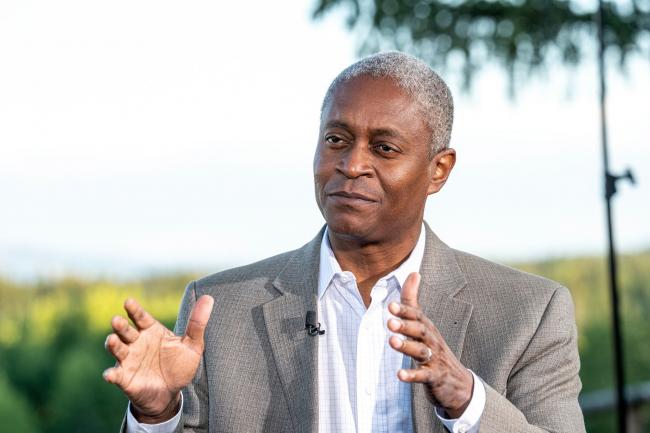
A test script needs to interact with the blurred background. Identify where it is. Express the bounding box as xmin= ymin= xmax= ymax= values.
xmin=0 ymin=0 xmax=648 ymax=432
